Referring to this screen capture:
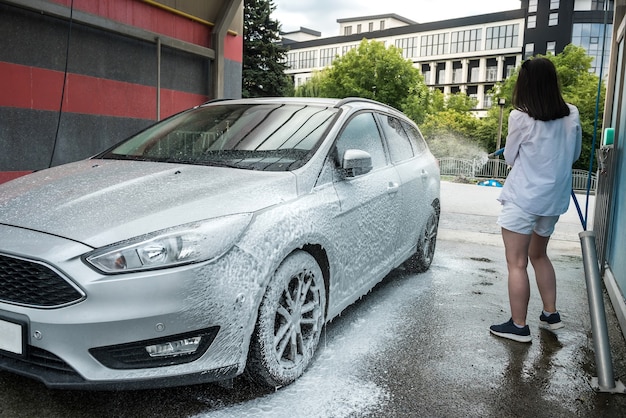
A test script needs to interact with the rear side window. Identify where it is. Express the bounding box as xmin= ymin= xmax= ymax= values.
xmin=378 ymin=115 xmax=414 ymax=163
xmin=401 ymin=121 xmax=428 ymax=154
